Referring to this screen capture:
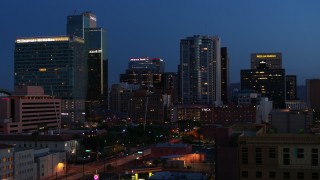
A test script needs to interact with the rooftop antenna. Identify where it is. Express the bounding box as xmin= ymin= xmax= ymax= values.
xmin=51 ymin=85 xmax=60 ymax=134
